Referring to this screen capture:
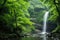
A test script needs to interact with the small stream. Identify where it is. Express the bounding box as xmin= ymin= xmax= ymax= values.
xmin=21 ymin=33 xmax=60 ymax=40
xmin=0 ymin=33 xmax=60 ymax=40
xmin=21 ymin=37 xmax=60 ymax=40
